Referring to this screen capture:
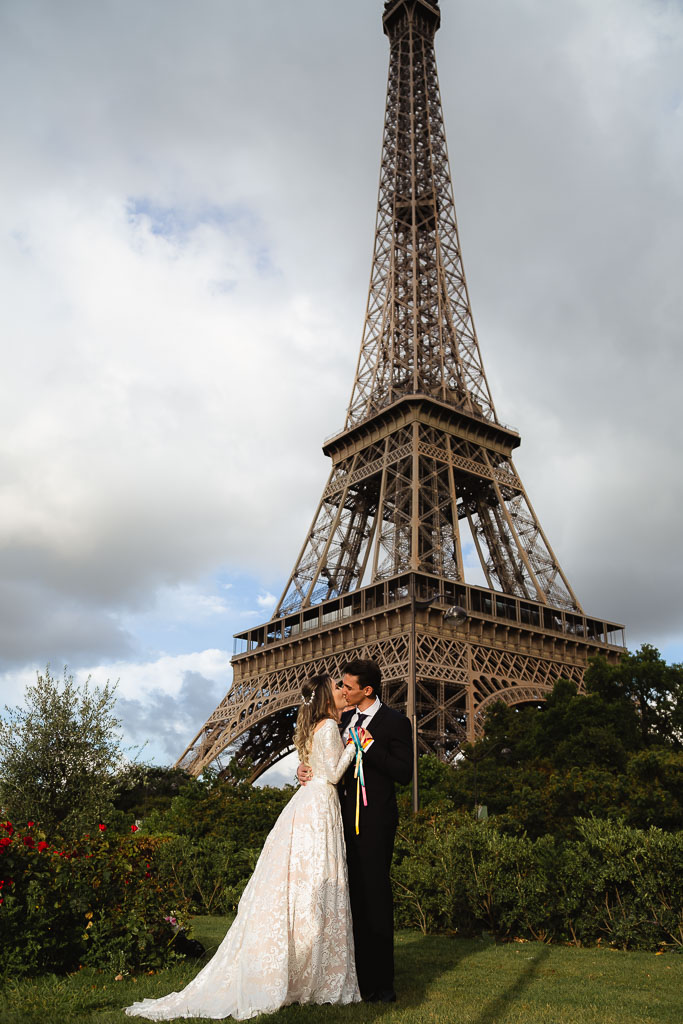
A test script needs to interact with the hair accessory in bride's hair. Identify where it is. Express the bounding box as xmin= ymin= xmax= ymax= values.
xmin=301 ymin=691 xmax=313 ymax=706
